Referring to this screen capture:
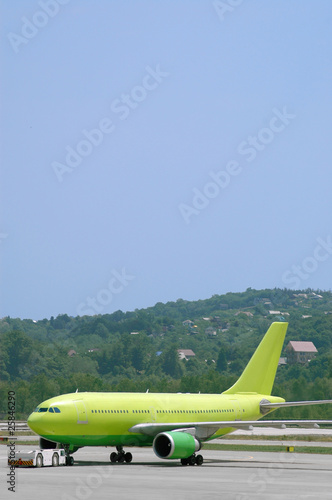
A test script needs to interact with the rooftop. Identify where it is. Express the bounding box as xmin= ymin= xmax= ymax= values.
xmin=287 ymin=341 xmax=317 ymax=353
